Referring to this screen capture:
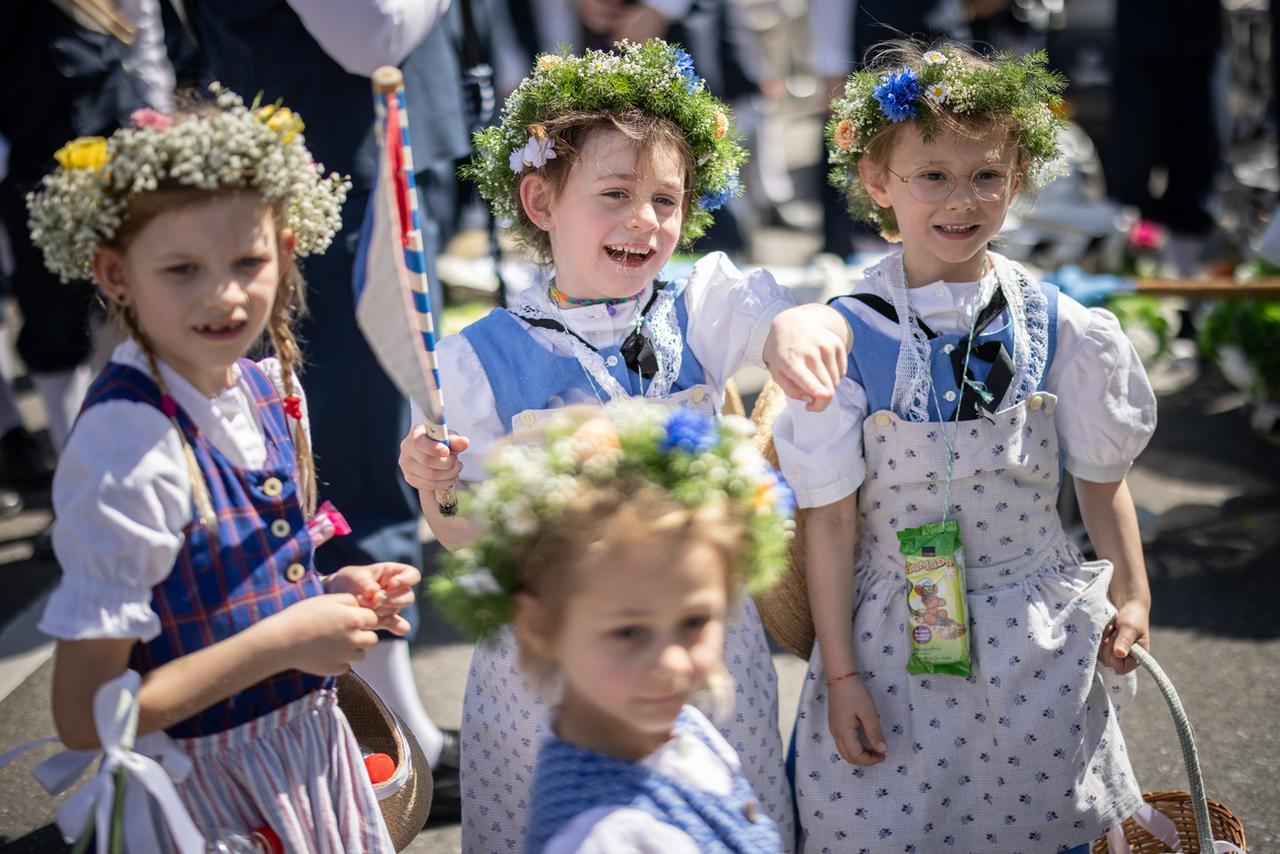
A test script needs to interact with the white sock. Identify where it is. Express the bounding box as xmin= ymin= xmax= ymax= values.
xmin=32 ymin=364 xmax=93 ymax=452
xmin=353 ymin=639 xmax=445 ymax=766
